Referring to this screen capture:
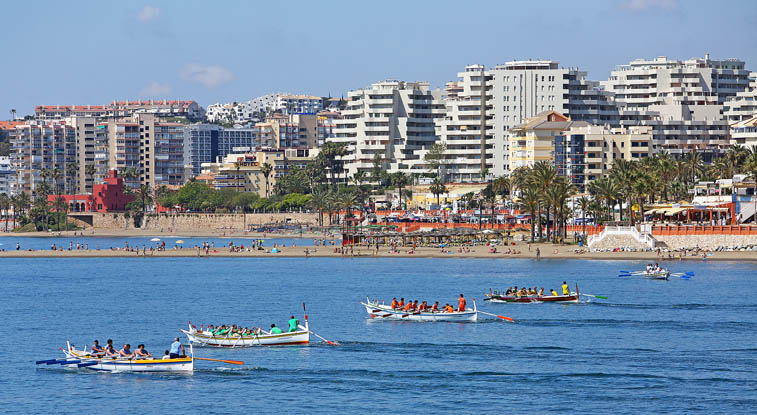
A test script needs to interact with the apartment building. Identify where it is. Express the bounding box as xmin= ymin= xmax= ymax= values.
xmin=67 ymin=116 xmax=109 ymax=193
xmin=36 ymin=100 xmax=203 ymax=120
xmin=555 ymin=125 xmax=654 ymax=191
xmin=724 ymin=73 xmax=757 ymax=123
xmin=183 ymin=124 xmax=276 ymax=177
xmin=433 ymin=65 xmax=495 ymax=183
xmin=508 ymin=111 xmax=586 ymax=170
xmin=106 ymin=113 xmax=185 ymax=189
xmin=601 ymin=55 xmax=750 ymax=159
xmin=602 ymin=54 xmax=750 ymax=111
xmin=11 ymin=120 xmax=76 ymax=194
xmin=0 ymin=156 xmax=14 ymax=195
xmin=731 ymin=115 xmax=757 ymax=147
xmin=332 ymin=80 xmax=445 ymax=178
xmin=275 ymin=94 xmax=323 ymax=114
xmin=264 ymin=113 xmax=318 ymax=148
xmin=201 ymin=148 xmax=318 ymax=197
xmin=317 ymin=111 xmax=342 ymax=147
